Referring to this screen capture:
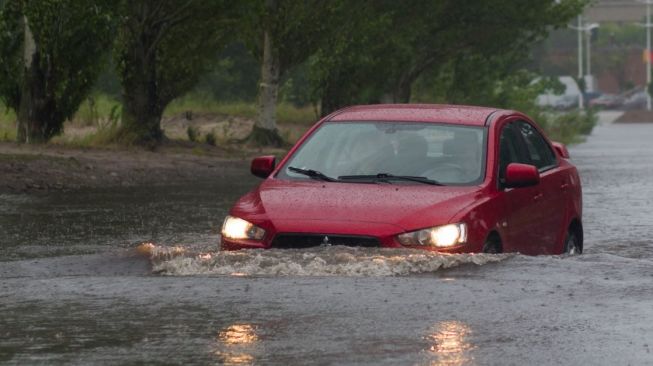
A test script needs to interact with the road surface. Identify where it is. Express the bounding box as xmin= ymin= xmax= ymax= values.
xmin=1 ymin=116 xmax=652 ymax=365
